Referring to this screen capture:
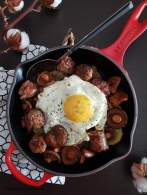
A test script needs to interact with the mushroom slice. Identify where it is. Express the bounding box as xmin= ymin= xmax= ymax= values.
xmin=107 ymin=108 xmax=128 ymax=128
